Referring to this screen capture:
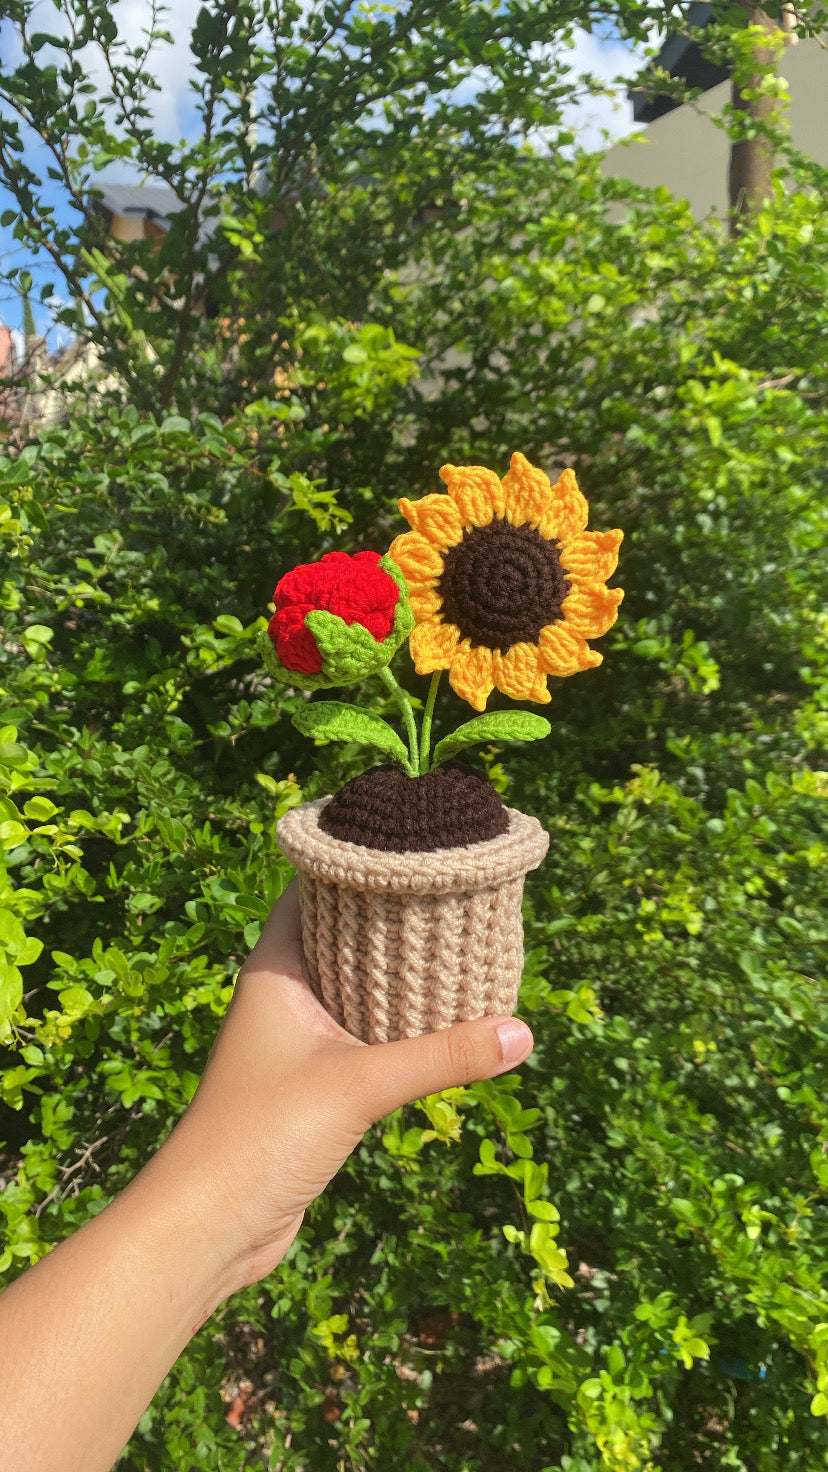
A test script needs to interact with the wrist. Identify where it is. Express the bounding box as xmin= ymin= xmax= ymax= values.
xmin=137 ymin=1113 xmax=301 ymax=1304
xmin=115 ymin=1149 xmax=241 ymax=1326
